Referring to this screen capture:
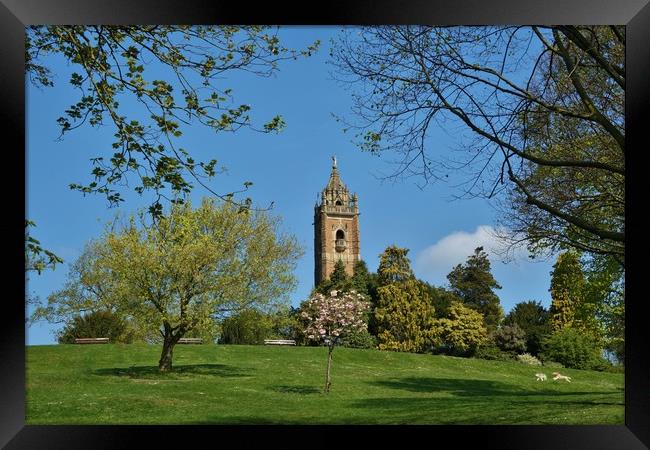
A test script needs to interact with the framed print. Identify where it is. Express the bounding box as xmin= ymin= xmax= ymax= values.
xmin=3 ymin=0 xmax=649 ymax=447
